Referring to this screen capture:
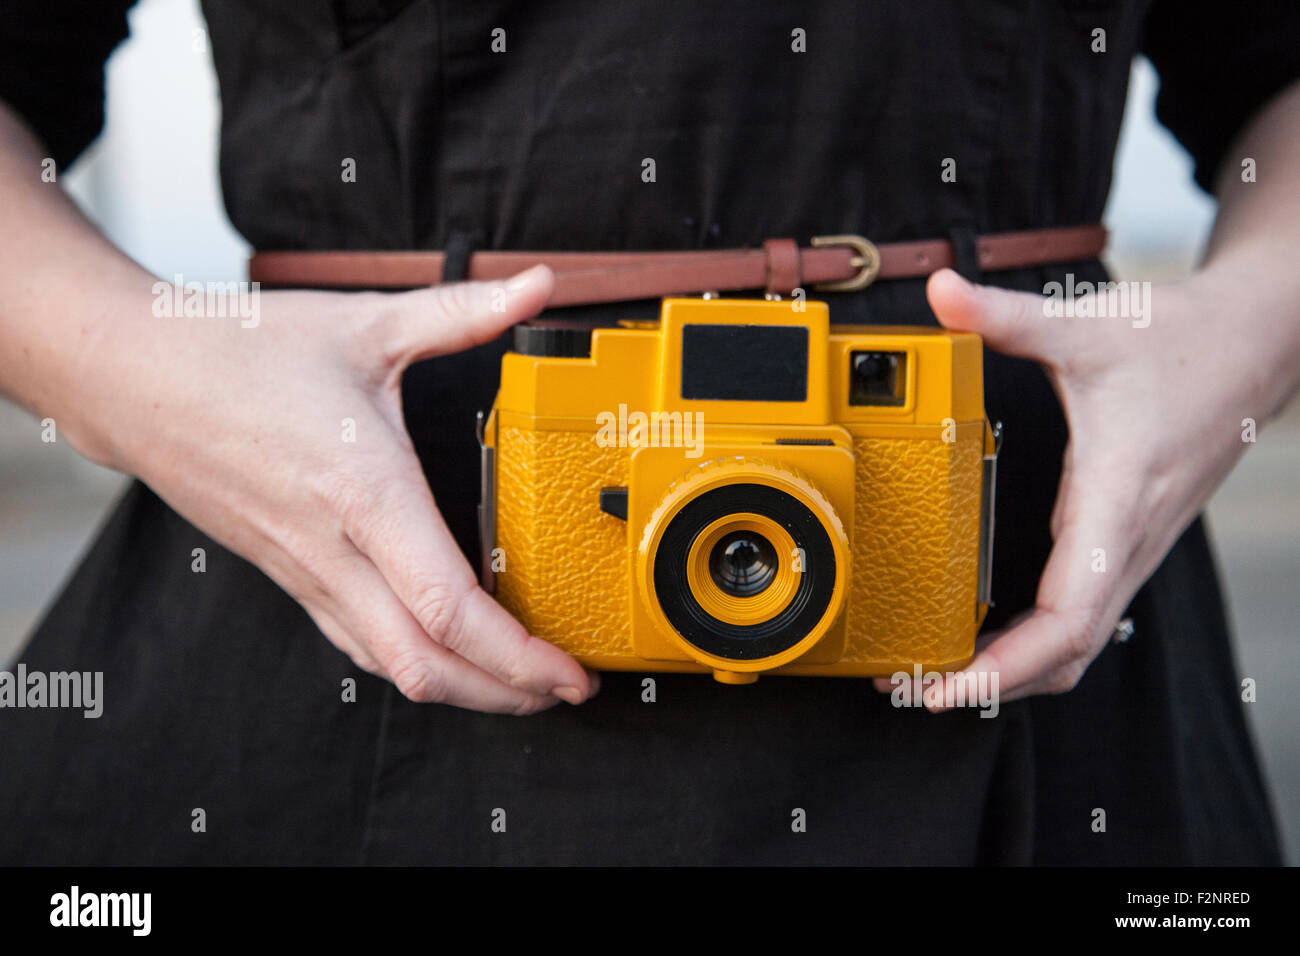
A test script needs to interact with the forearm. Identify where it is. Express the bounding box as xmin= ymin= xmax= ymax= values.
xmin=1196 ymin=79 xmax=1300 ymax=422
xmin=0 ymin=100 xmax=155 ymax=464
